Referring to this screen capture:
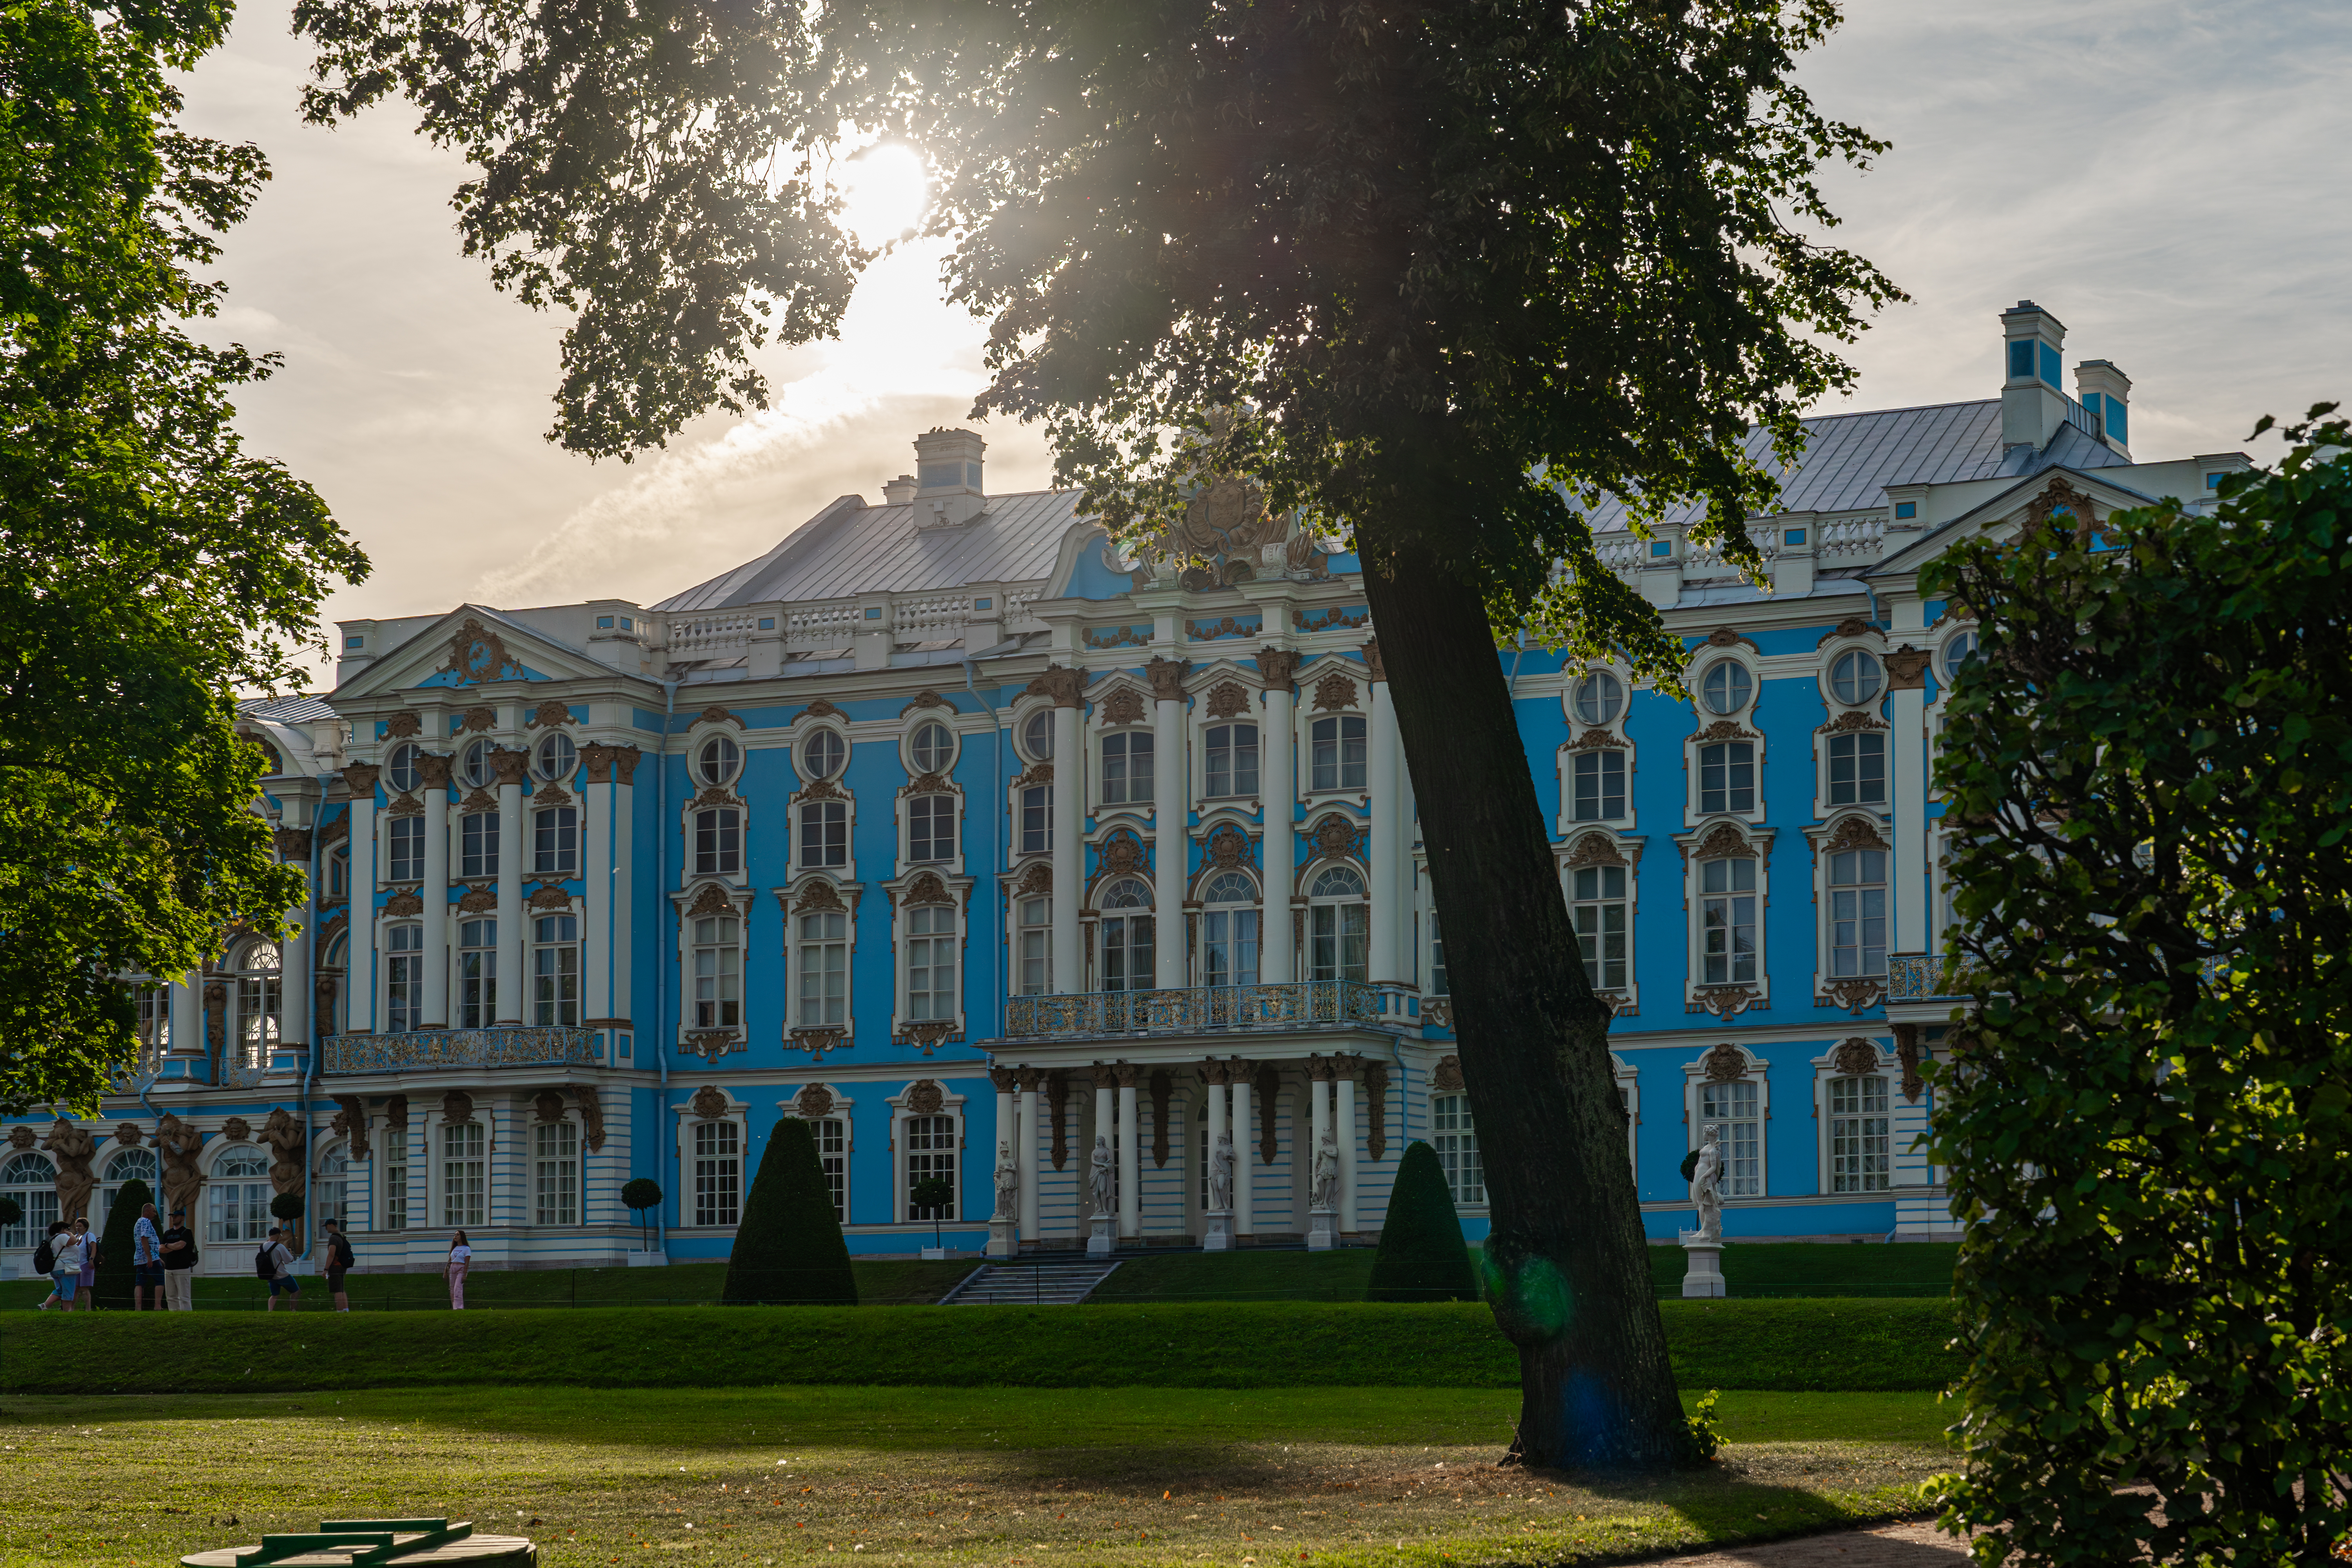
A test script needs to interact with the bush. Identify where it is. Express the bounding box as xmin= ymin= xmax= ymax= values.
xmin=621 ymin=1178 xmax=662 ymax=1251
xmin=1366 ymin=1141 xmax=1478 ymax=1302
xmin=94 ymin=1178 xmax=154 ymax=1310
xmin=722 ymin=1118 xmax=856 ymax=1306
